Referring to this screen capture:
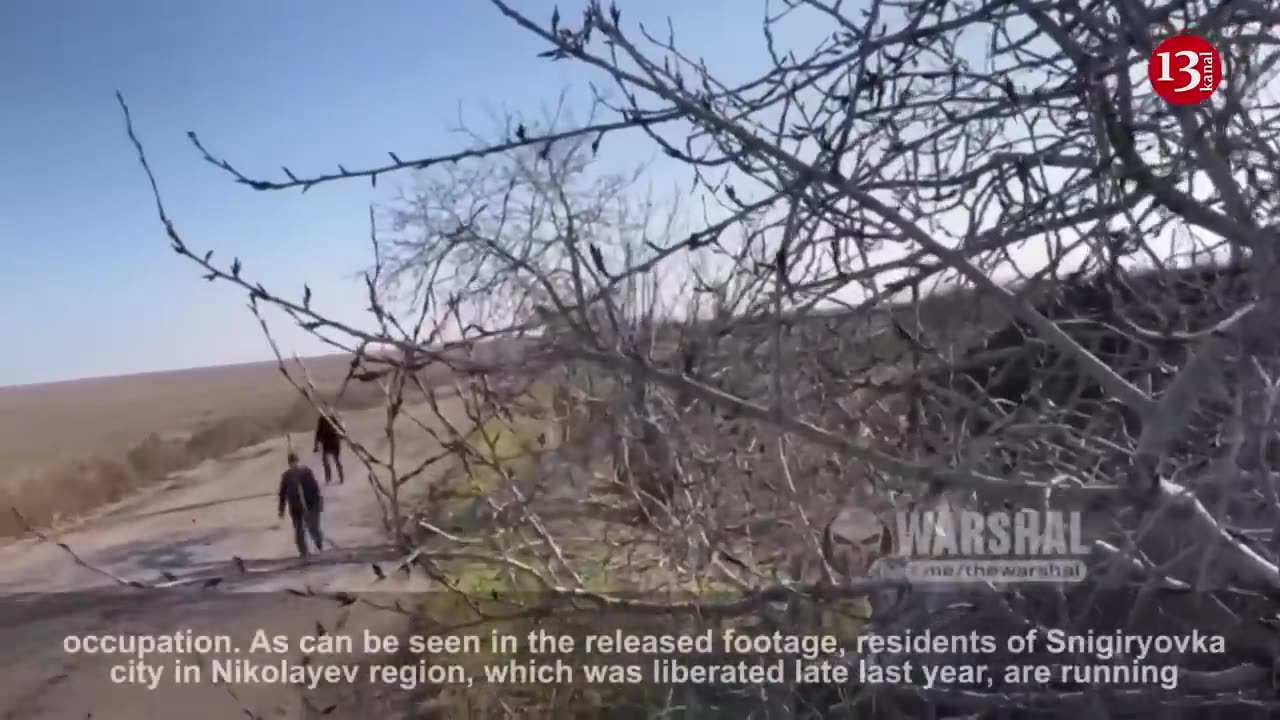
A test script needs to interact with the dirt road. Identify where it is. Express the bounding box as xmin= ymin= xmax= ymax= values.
xmin=0 ymin=401 xmax=457 ymax=719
